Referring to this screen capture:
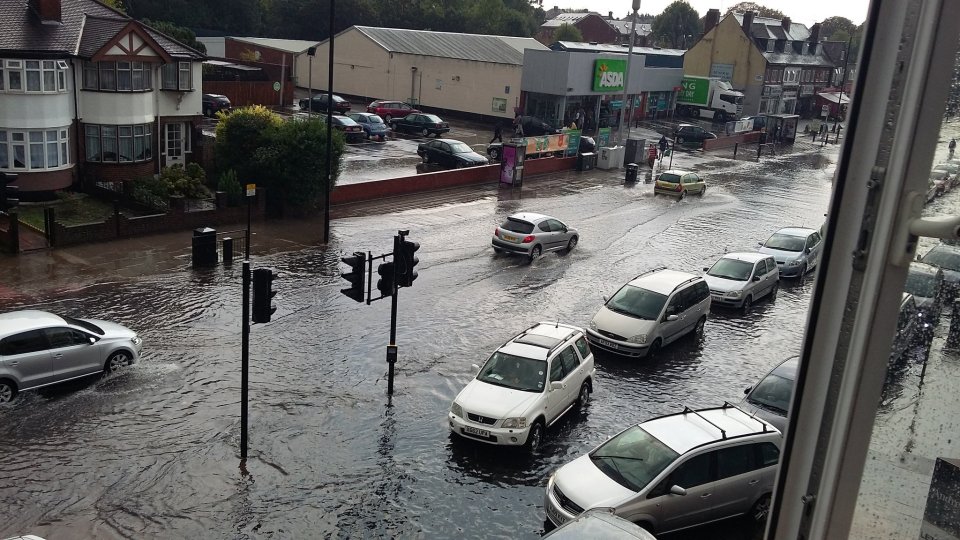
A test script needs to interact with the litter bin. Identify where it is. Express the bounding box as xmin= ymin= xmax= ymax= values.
xmin=577 ymin=152 xmax=596 ymax=171
xmin=192 ymin=227 xmax=218 ymax=268
xmin=625 ymin=163 xmax=639 ymax=183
